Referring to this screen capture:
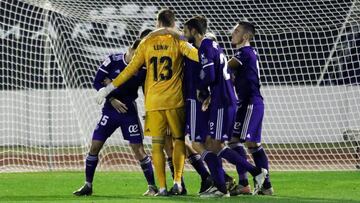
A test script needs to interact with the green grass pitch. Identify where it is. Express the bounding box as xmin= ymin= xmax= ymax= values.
xmin=0 ymin=171 xmax=359 ymax=203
